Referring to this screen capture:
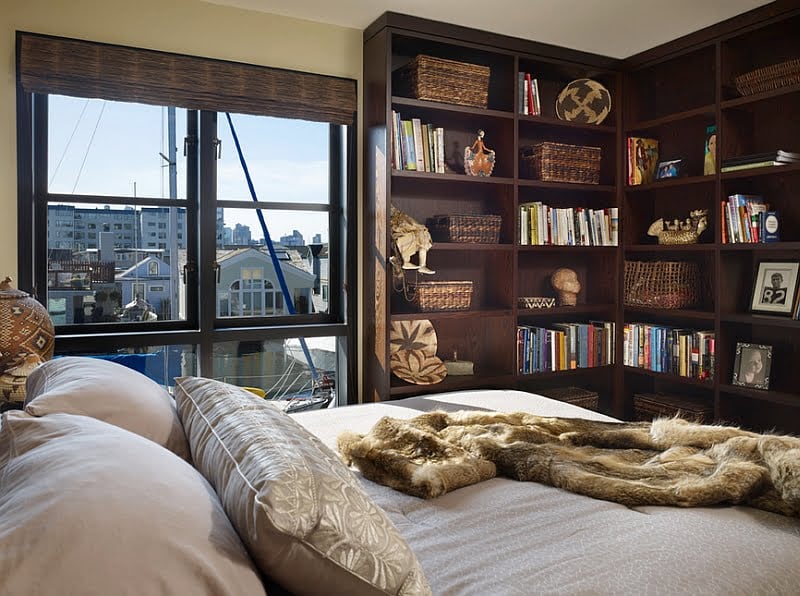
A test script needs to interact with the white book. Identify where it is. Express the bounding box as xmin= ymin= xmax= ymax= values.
xmin=436 ymin=127 xmax=445 ymax=173
xmin=411 ymin=118 xmax=425 ymax=172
